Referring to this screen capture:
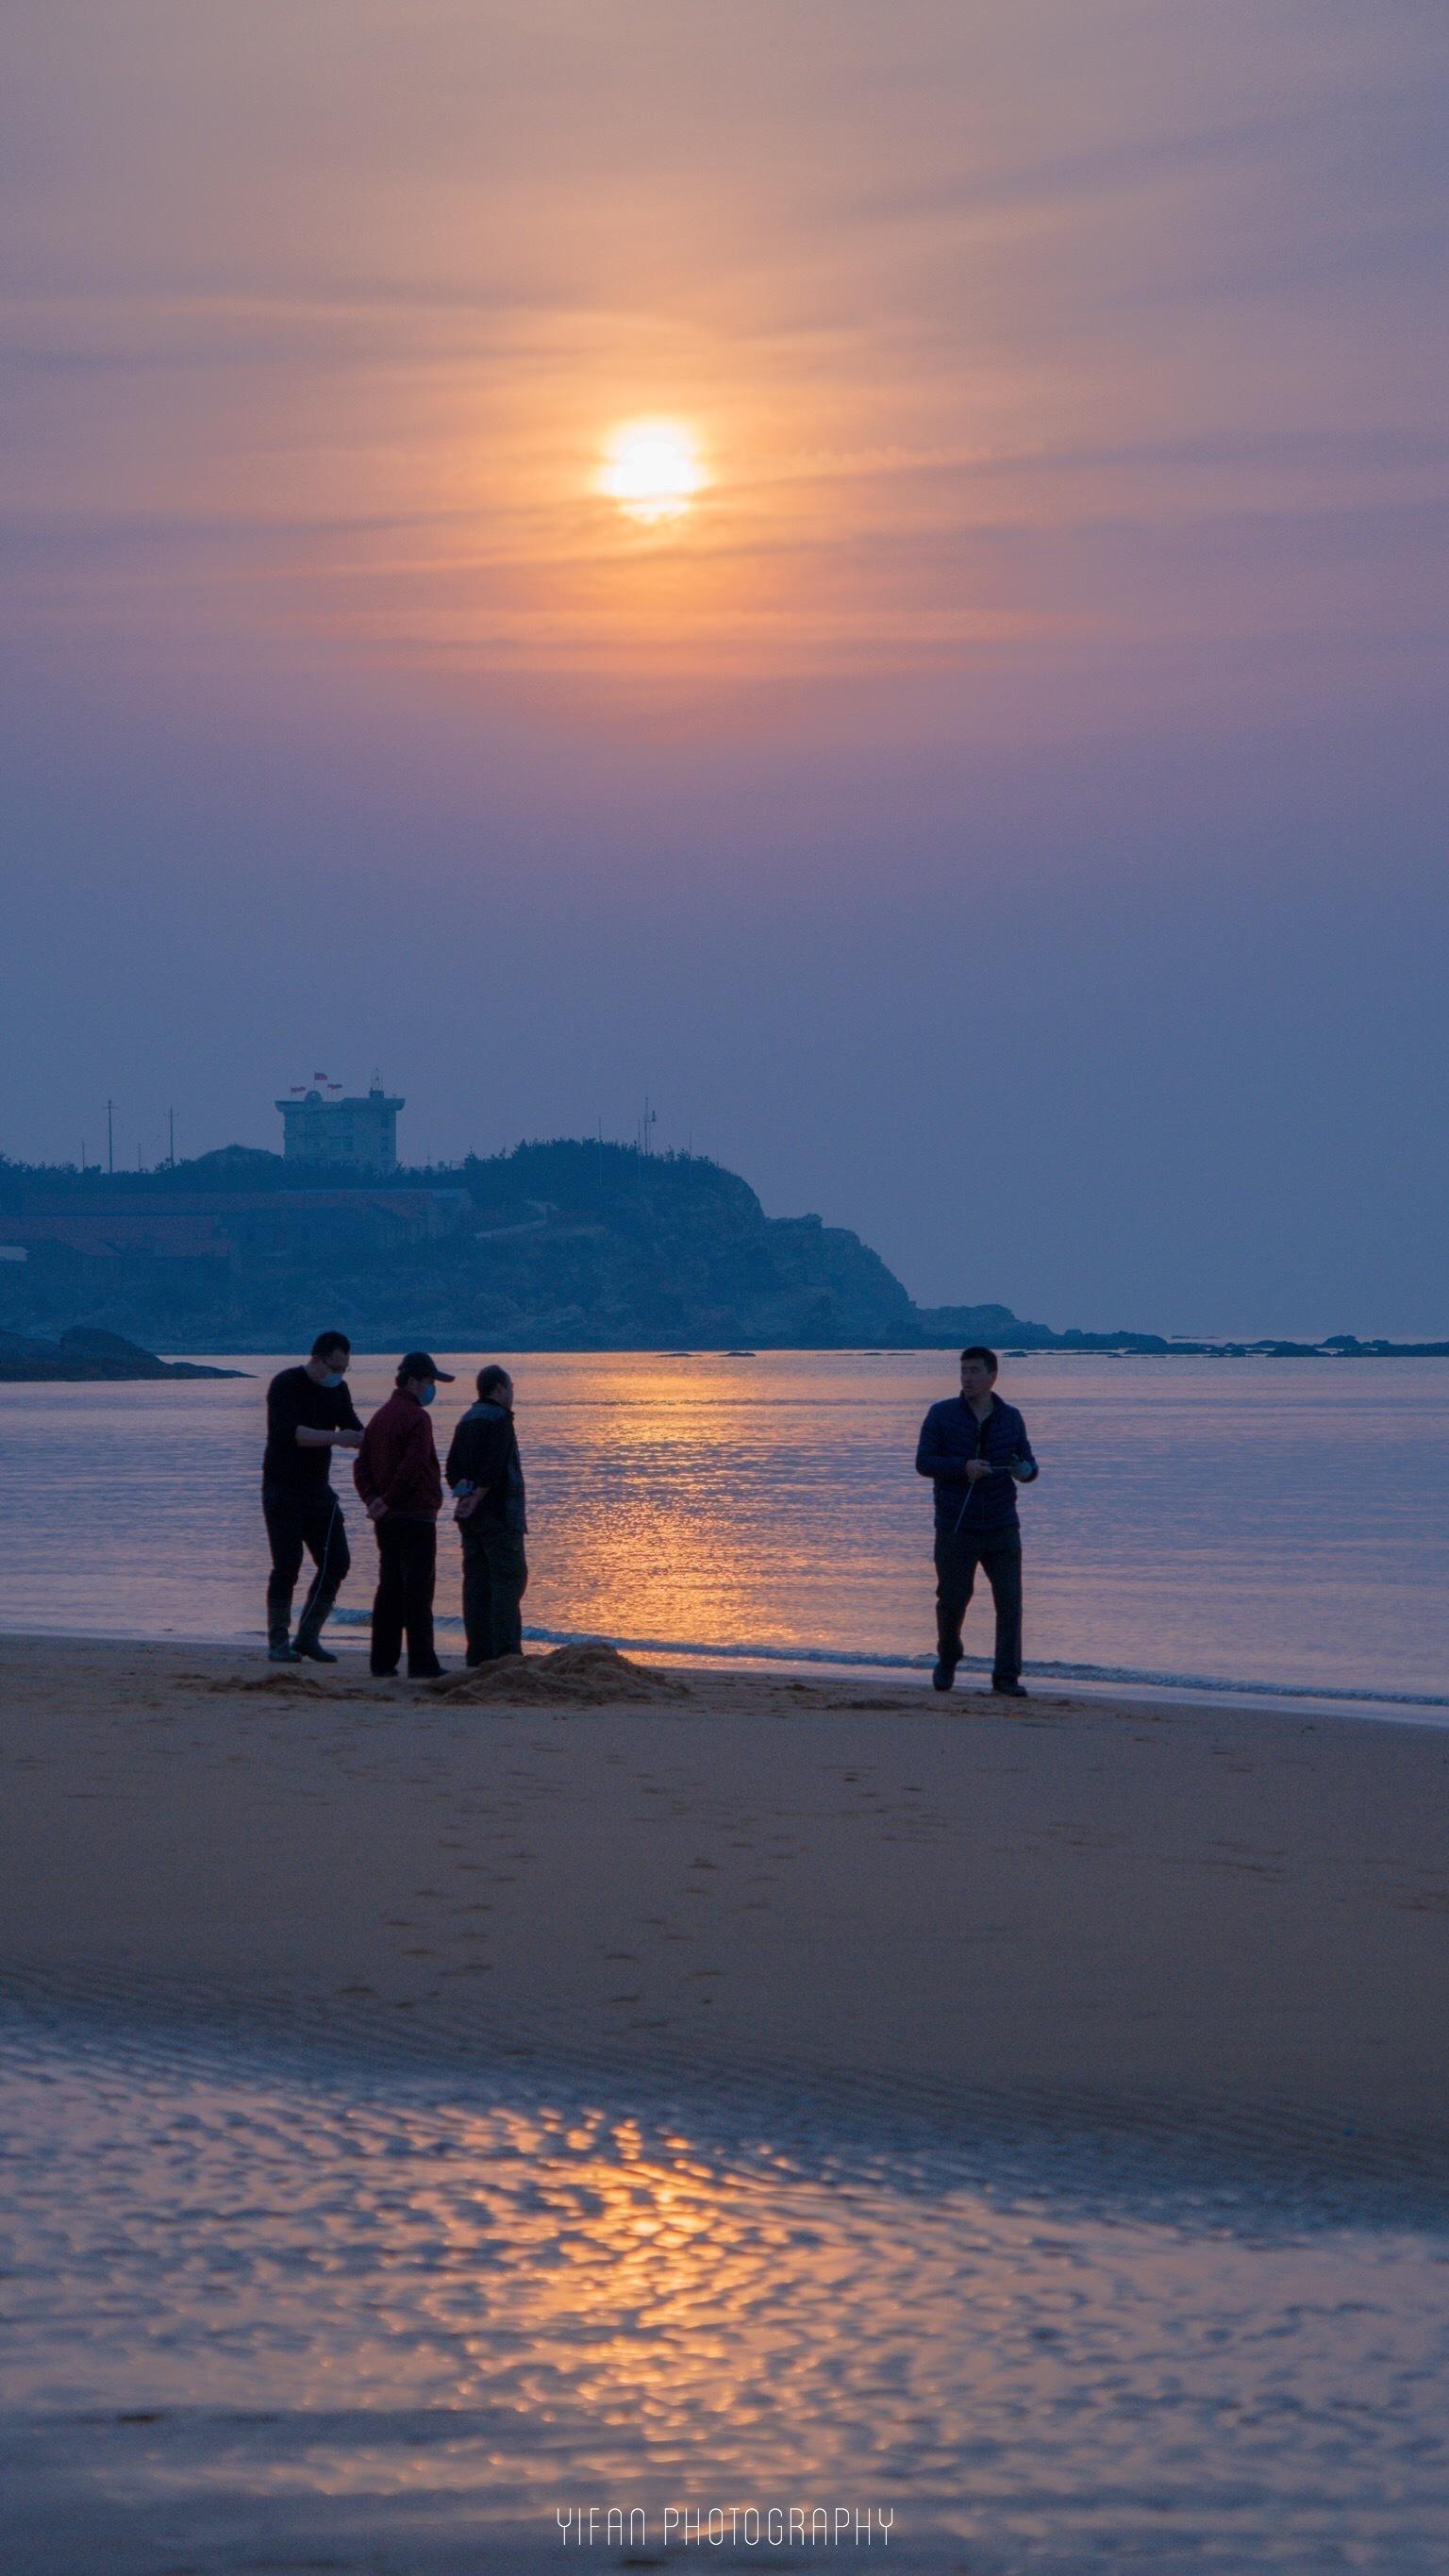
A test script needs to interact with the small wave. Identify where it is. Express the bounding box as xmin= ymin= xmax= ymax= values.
xmin=325 ymin=1609 xmax=1449 ymax=1710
